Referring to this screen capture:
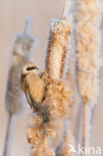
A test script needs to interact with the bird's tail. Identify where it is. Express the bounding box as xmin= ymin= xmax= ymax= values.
xmin=32 ymin=102 xmax=49 ymax=123
xmin=30 ymin=97 xmax=49 ymax=123
xmin=39 ymin=105 xmax=49 ymax=123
